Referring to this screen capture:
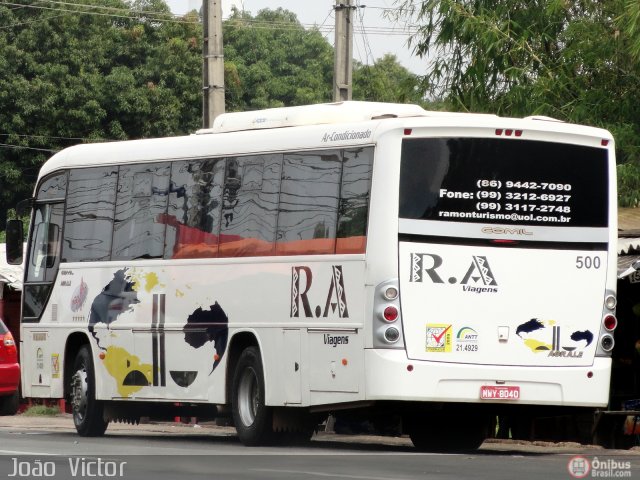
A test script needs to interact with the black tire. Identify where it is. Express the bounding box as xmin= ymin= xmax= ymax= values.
xmin=231 ymin=346 xmax=273 ymax=446
xmin=0 ymin=391 xmax=19 ymax=416
xmin=70 ymin=345 xmax=108 ymax=437
xmin=407 ymin=412 xmax=488 ymax=452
